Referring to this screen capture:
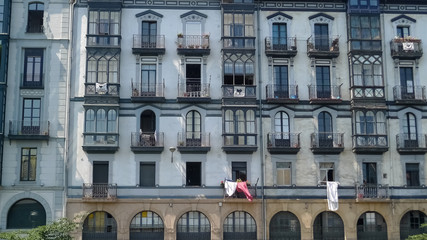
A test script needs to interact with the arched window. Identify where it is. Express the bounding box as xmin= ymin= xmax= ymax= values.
xmin=139 ymin=110 xmax=156 ymax=146
xmin=313 ymin=211 xmax=344 ymax=240
xmin=318 ymin=111 xmax=333 ymax=147
xmin=130 ymin=211 xmax=164 ymax=240
xmin=355 ymin=110 xmax=387 ymax=147
xmin=96 ymin=109 xmax=107 ymax=132
xmin=27 ymin=2 xmax=44 ymax=33
xmin=107 ymin=110 xmax=117 ymax=132
xmin=269 ymin=211 xmax=300 ymax=239
xmin=177 ymin=211 xmax=210 ymax=240
xmin=403 ymin=113 xmax=418 ymax=147
xmin=357 ymin=212 xmax=387 ymax=240
xmin=274 ymin=111 xmax=290 ymax=146
xmin=7 ymin=199 xmax=46 ymax=229
xmin=224 ymin=211 xmax=256 ymax=240
xmin=83 ymin=211 xmax=117 ymax=240
xmin=400 ymin=211 xmax=427 ymax=239
xmin=224 ymin=109 xmax=256 ymax=146
xmin=186 ymin=110 xmax=201 ymax=146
